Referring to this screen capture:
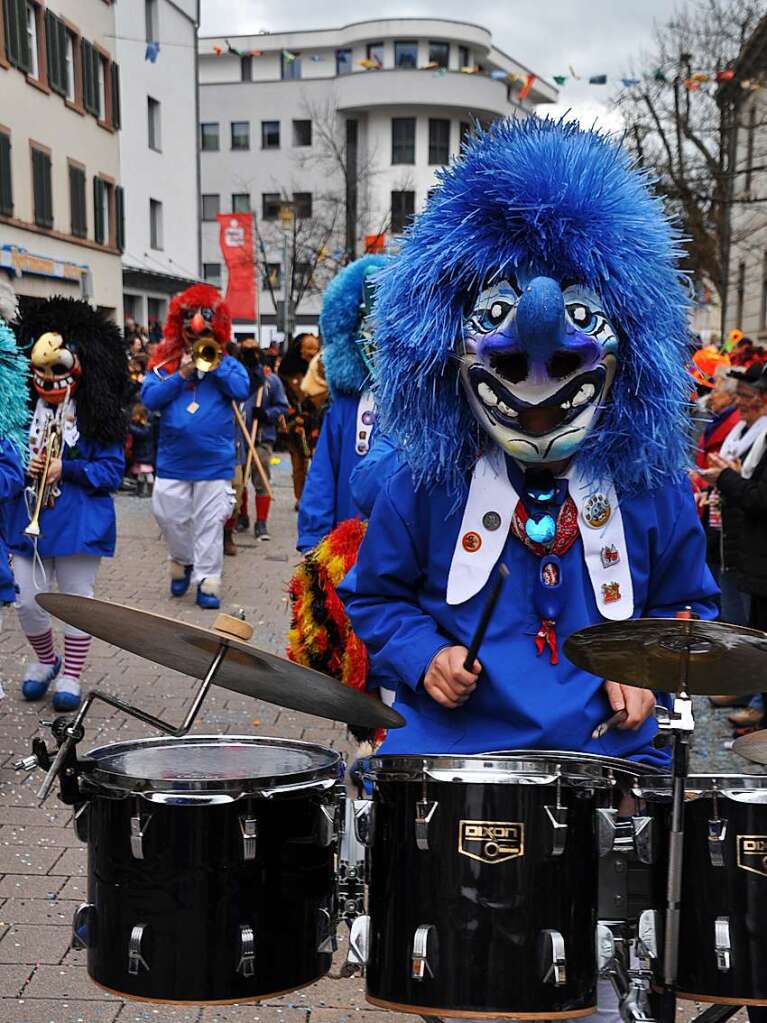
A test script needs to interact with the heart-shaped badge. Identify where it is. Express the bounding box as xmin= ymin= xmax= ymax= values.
xmin=525 ymin=514 xmax=556 ymax=545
